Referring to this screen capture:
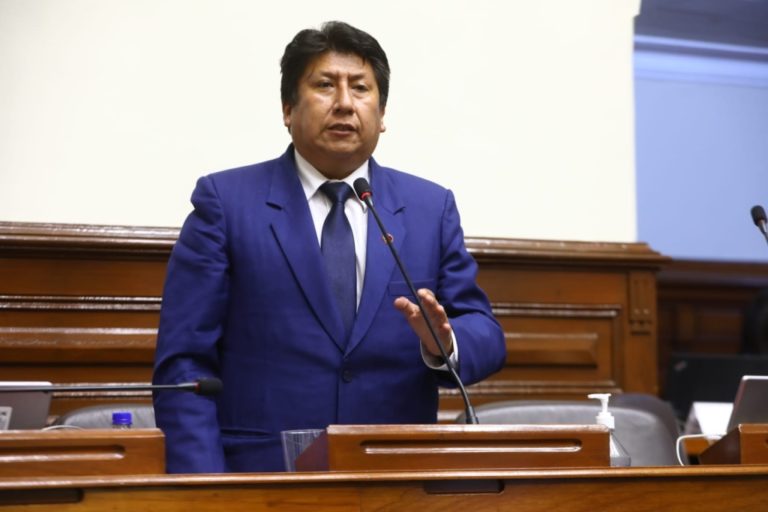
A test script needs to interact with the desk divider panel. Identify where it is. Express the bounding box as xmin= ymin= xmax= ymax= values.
xmin=296 ymin=424 xmax=610 ymax=471
xmin=0 ymin=428 xmax=165 ymax=477
xmin=699 ymin=424 xmax=768 ymax=465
